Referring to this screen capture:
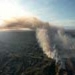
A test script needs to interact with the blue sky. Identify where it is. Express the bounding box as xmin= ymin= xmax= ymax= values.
xmin=18 ymin=0 xmax=75 ymax=26
xmin=0 ymin=0 xmax=75 ymax=27
xmin=20 ymin=0 xmax=75 ymax=20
